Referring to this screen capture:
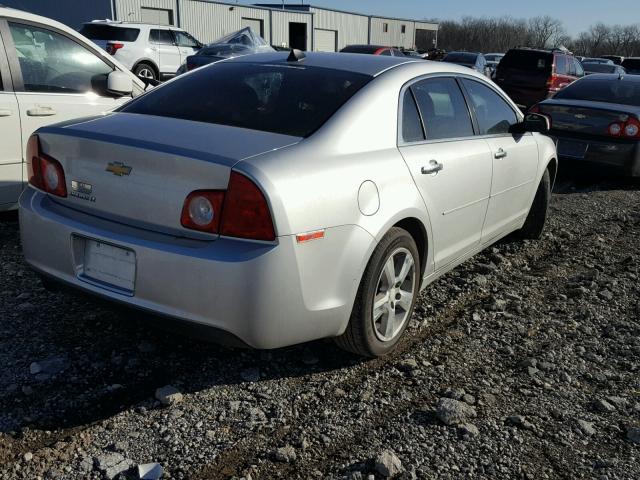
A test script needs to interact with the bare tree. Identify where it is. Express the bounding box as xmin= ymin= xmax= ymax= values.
xmin=528 ymin=16 xmax=565 ymax=48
